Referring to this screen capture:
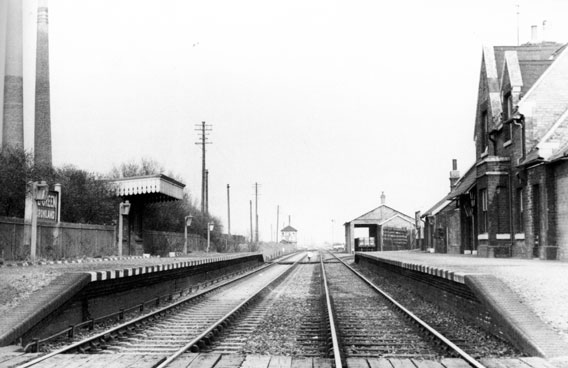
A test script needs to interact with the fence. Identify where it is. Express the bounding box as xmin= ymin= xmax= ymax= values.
xmin=143 ymin=230 xmax=208 ymax=256
xmin=0 ymin=217 xmax=208 ymax=261
xmin=0 ymin=217 xmax=115 ymax=260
